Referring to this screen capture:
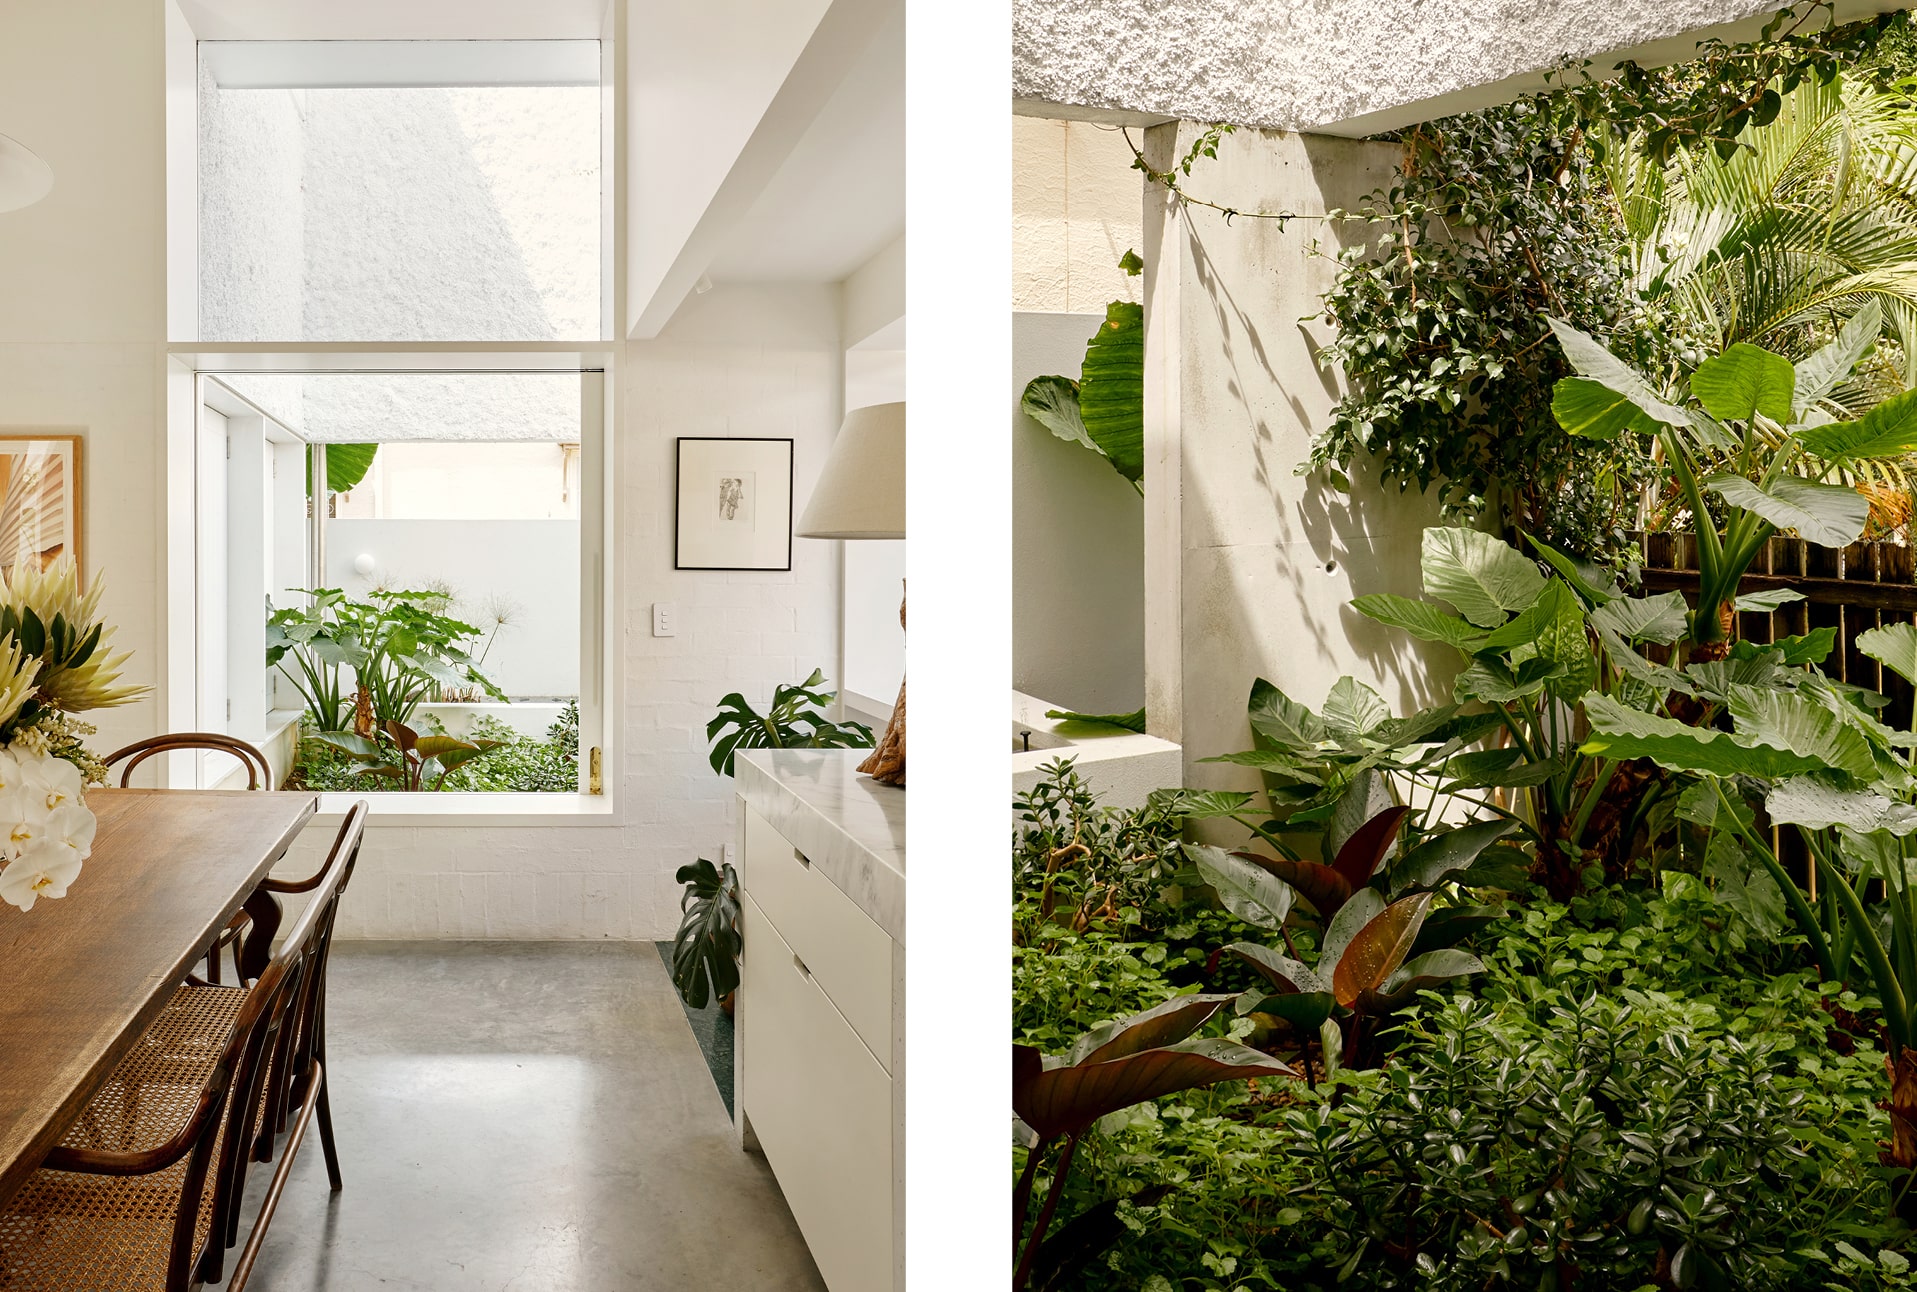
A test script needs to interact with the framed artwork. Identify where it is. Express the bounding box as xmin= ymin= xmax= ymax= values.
xmin=674 ymin=437 xmax=794 ymax=571
xmin=0 ymin=434 xmax=81 ymax=580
